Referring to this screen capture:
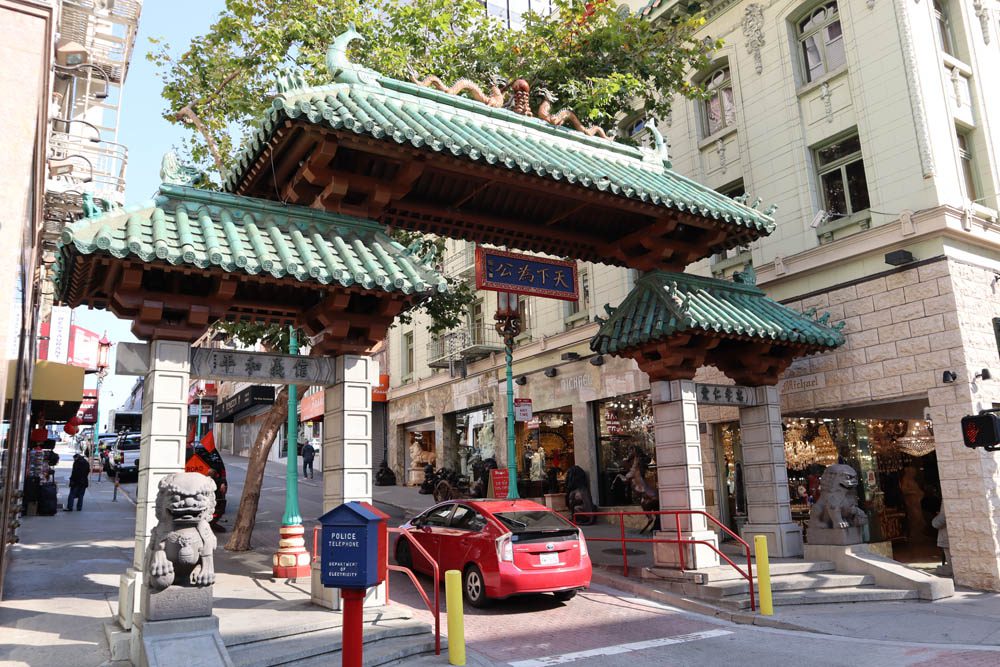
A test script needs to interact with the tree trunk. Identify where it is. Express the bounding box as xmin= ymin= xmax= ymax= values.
xmin=224 ymin=387 xmax=290 ymax=552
